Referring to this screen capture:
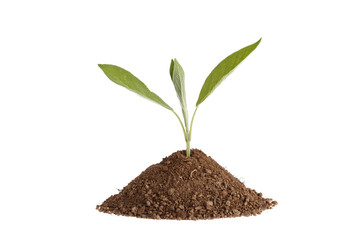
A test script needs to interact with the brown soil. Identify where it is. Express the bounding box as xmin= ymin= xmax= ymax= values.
xmin=96 ymin=149 xmax=277 ymax=220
